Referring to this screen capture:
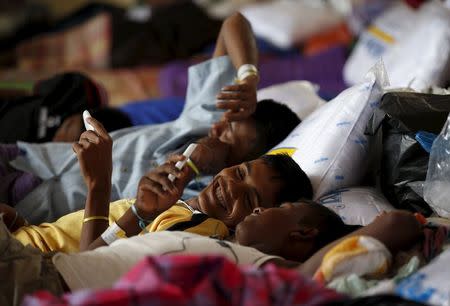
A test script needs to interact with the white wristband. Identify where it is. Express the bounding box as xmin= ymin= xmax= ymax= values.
xmin=237 ymin=64 xmax=258 ymax=81
xmin=101 ymin=222 xmax=126 ymax=245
